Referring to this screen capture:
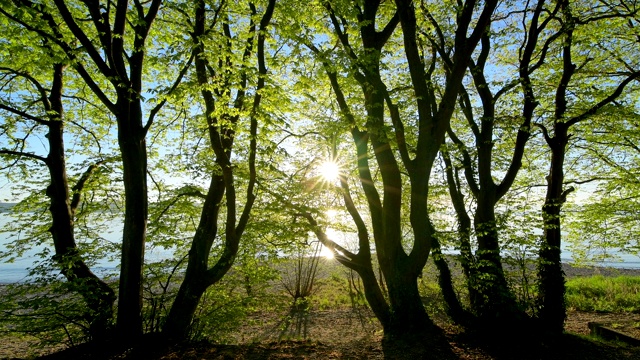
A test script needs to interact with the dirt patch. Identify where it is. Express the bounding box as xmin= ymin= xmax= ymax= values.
xmin=2 ymin=309 xmax=638 ymax=360
xmin=565 ymin=310 xmax=640 ymax=337
xmin=226 ymin=307 xmax=381 ymax=344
